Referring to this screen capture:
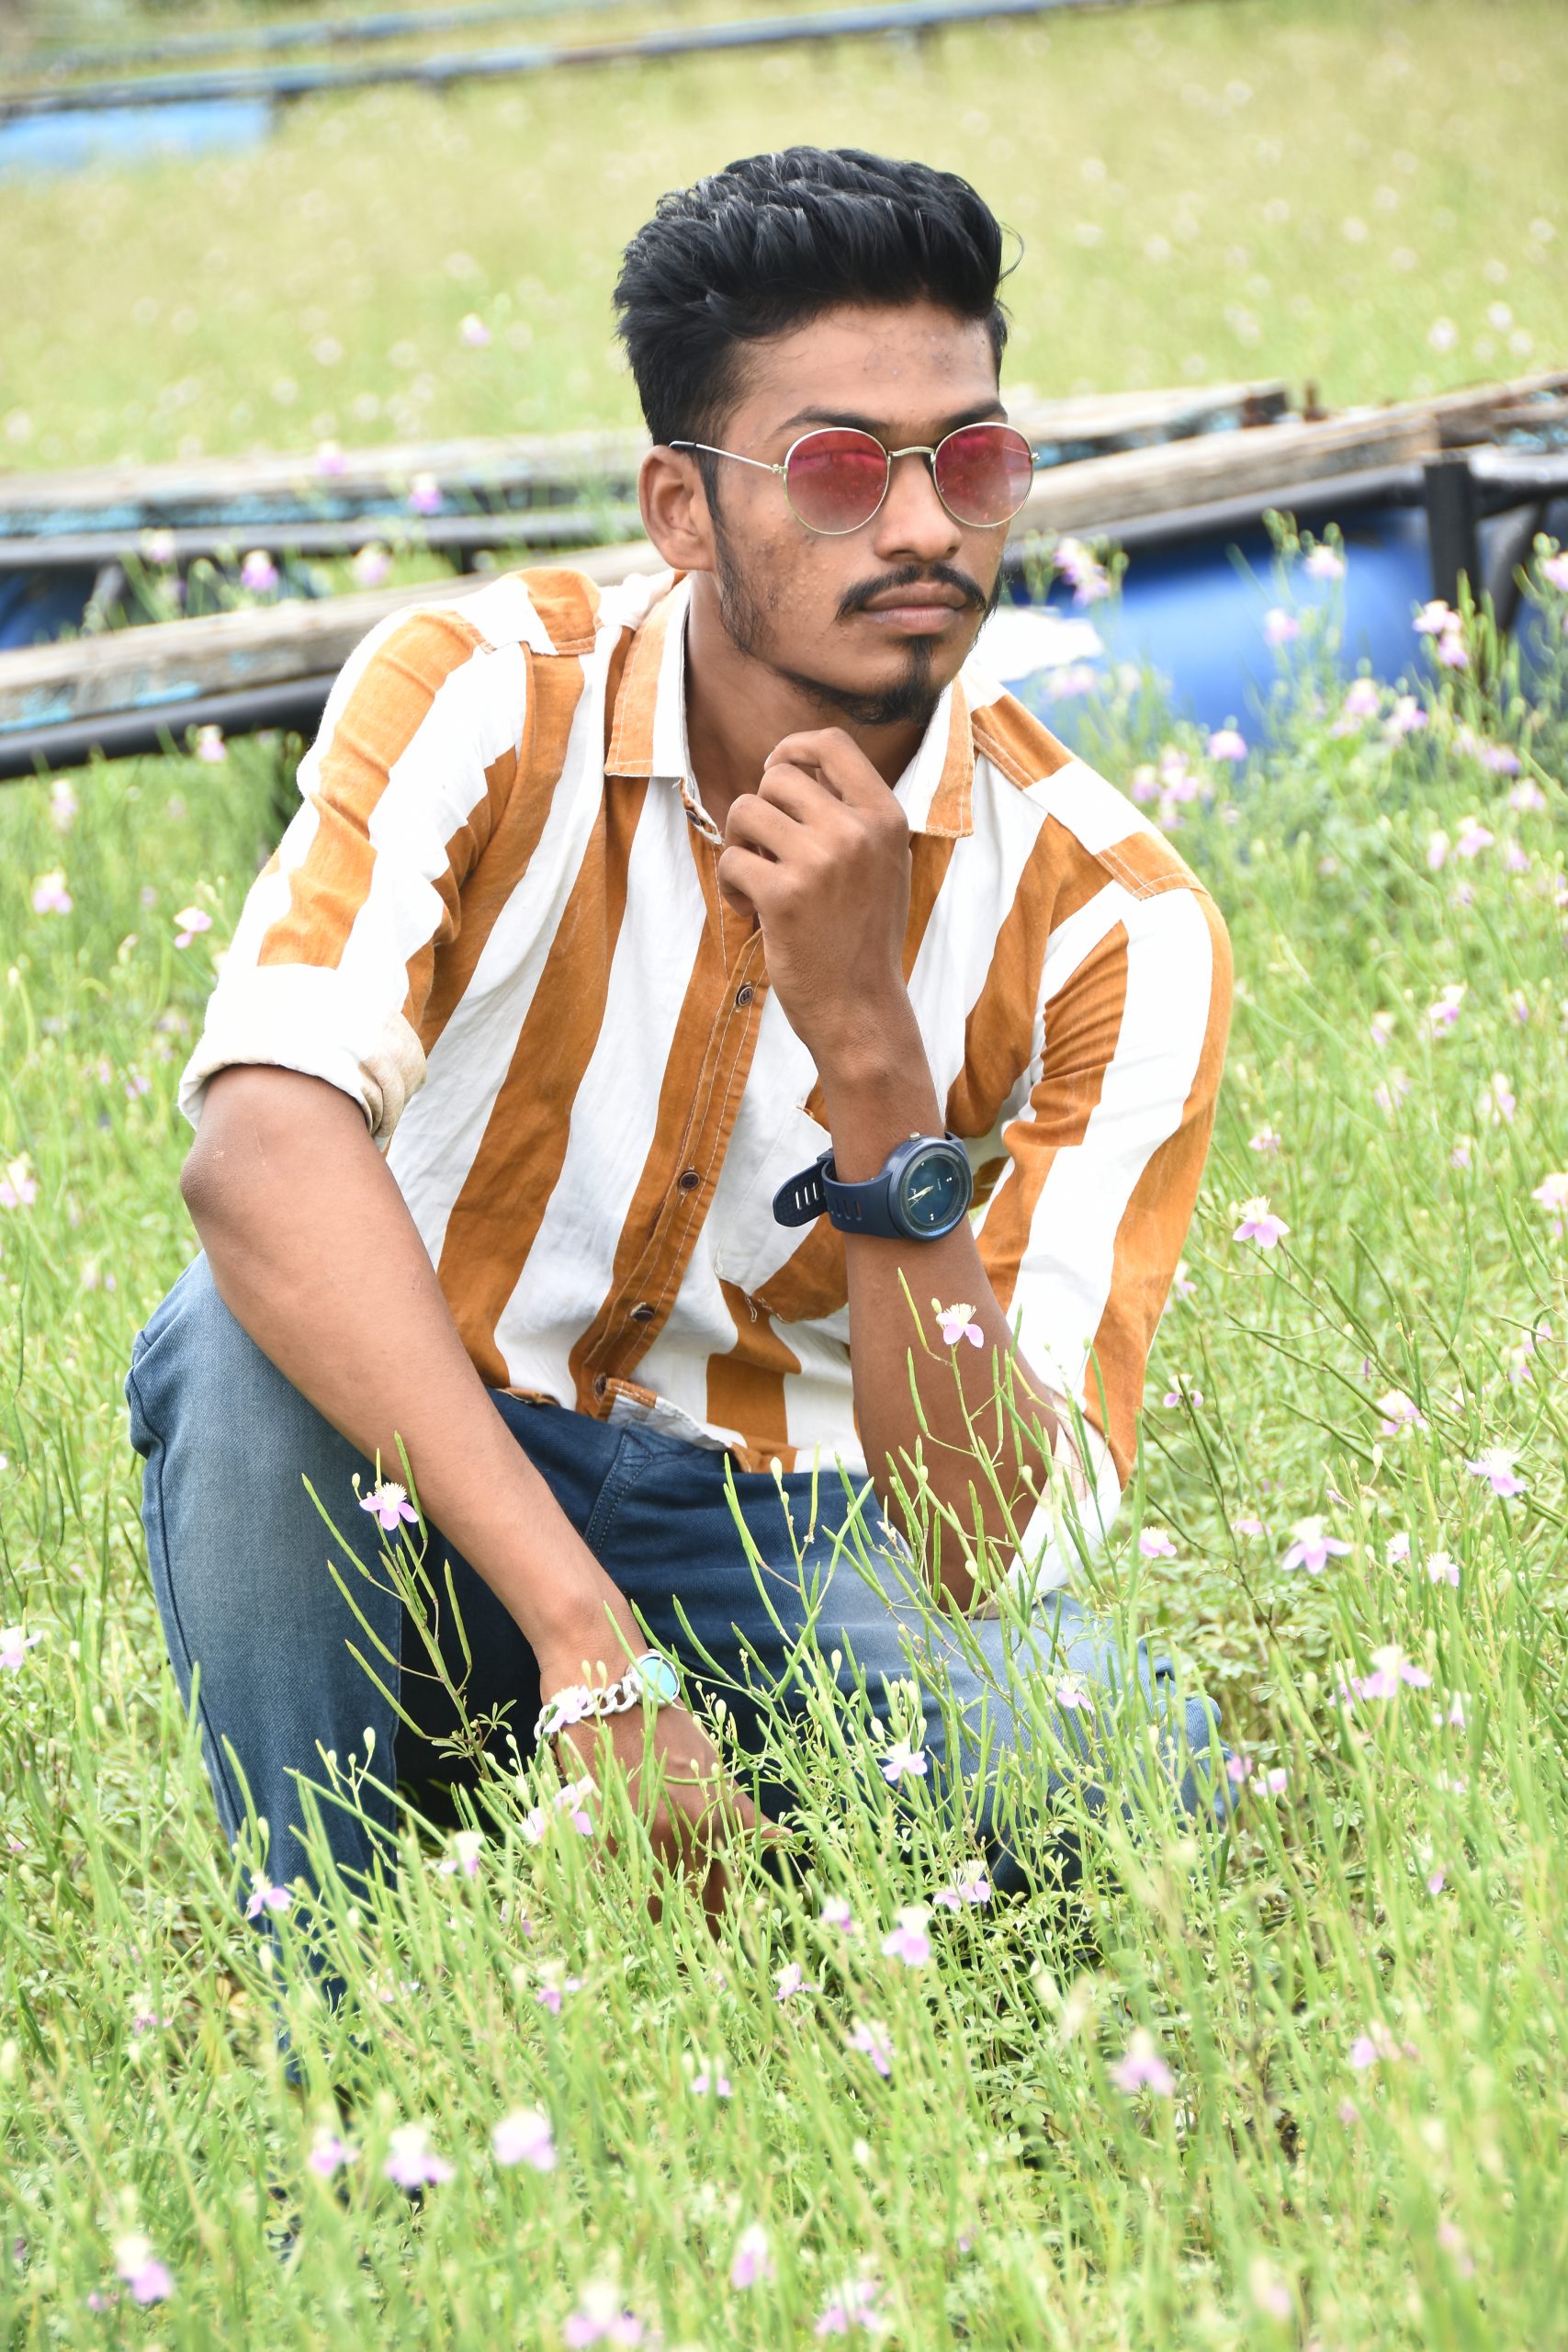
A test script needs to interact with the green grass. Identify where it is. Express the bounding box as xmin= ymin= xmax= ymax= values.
xmin=2 ymin=518 xmax=1567 ymax=2342
xmin=3 ymin=0 xmax=1567 ymax=475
